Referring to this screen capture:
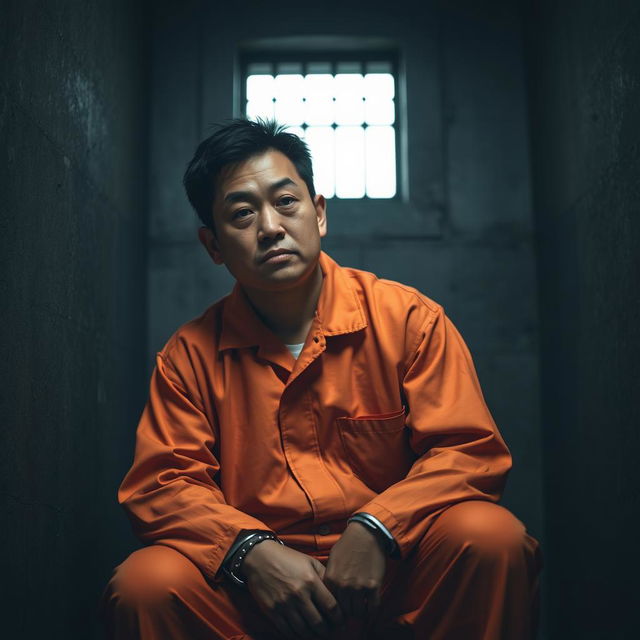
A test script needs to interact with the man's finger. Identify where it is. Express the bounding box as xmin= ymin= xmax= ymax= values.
xmin=311 ymin=581 xmax=345 ymax=629
xmin=341 ymin=590 xmax=354 ymax=618
xmin=270 ymin=613 xmax=298 ymax=640
xmin=298 ymin=597 xmax=332 ymax=639
xmin=352 ymin=591 xmax=367 ymax=618
xmin=368 ymin=587 xmax=381 ymax=616
xmin=312 ymin=558 xmax=326 ymax=580
xmin=284 ymin=606 xmax=311 ymax=639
